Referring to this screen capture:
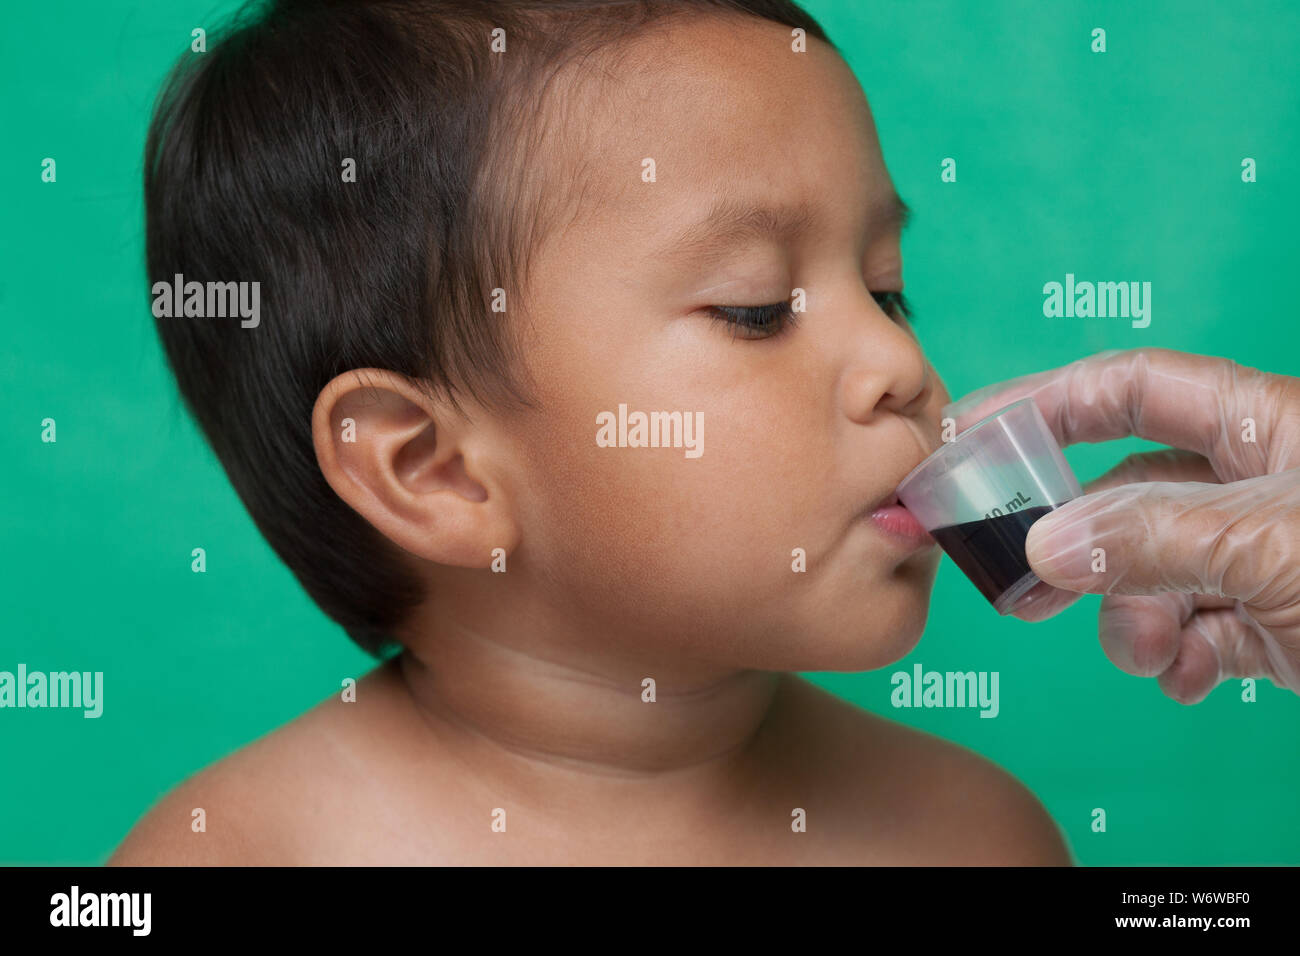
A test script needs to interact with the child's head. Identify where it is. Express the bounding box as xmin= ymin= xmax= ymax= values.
xmin=147 ymin=0 xmax=947 ymax=669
